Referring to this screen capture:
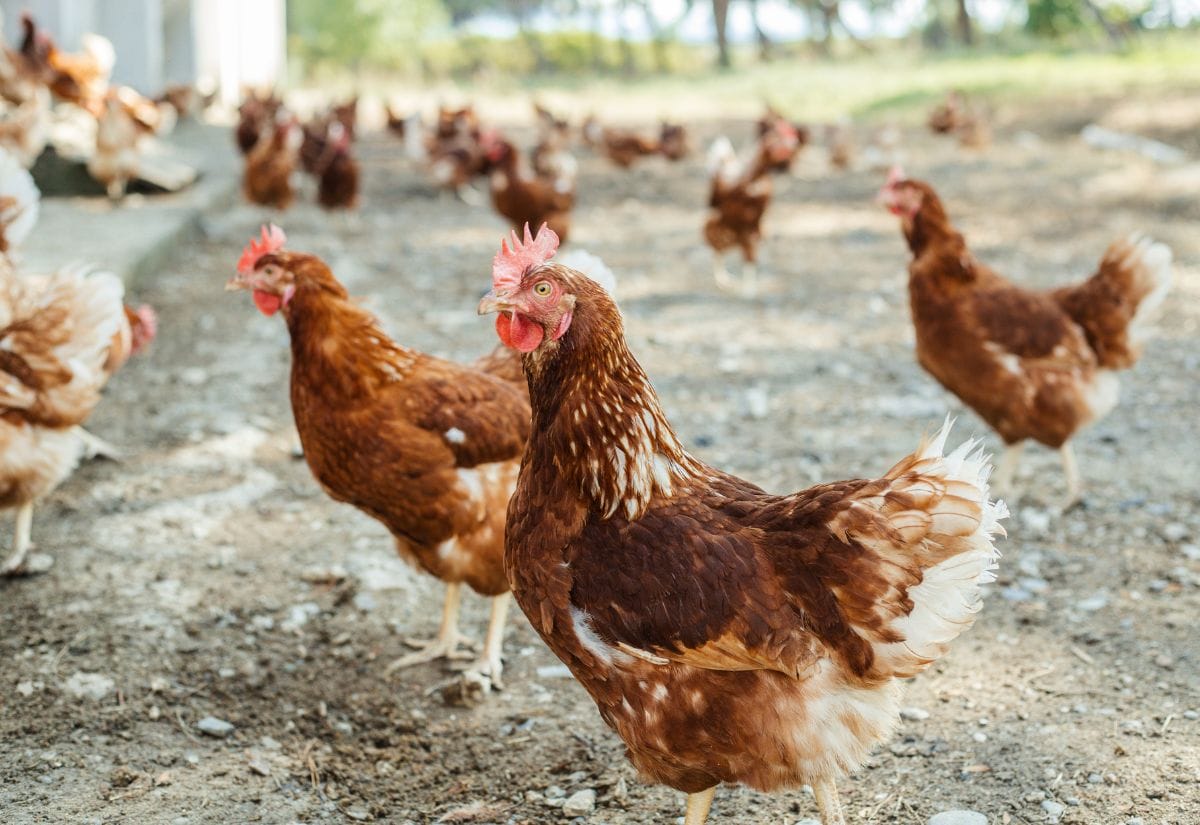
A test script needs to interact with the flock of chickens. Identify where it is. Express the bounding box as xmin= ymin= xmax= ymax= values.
xmin=220 ymin=91 xmax=1175 ymax=824
xmin=0 ymin=26 xmax=1178 ymax=822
